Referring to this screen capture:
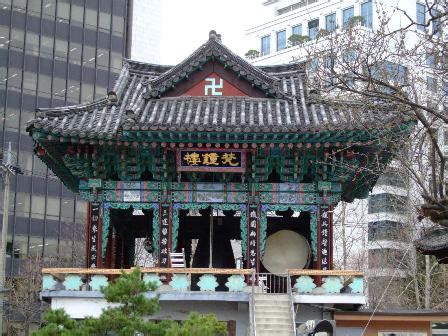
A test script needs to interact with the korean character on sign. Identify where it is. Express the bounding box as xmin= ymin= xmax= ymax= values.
xmin=321 ymin=212 xmax=328 ymax=219
xmin=91 ymin=245 xmax=97 ymax=252
xmin=250 ymin=250 xmax=256 ymax=257
xmin=92 ymin=225 xmax=98 ymax=232
xmin=162 ymin=258 xmax=167 ymax=264
xmin=161 ymin=248 xmax=168 ymax=255
xmin=162 ymin=218 xmax=168 ymax=226
xmin=92 ymin=215 xmax=99 ymax=221
xmin=162 ymin=228 xmax=168 ymax=235
xmin=322 ymin=248 xmax=328 ymax=256
xmin=322 ymin=238 xmax=328 ymax=246
xmin=250 ymin=220 xmax=257 ymax=228
xmin=322 ymin=257 xmax=327 ymax=265
xmin=249 ymin=230 xmax=256 ymax=237
xmin=322 ymin=229 xmax=328 ymax=237
xmin=250 ymin=240 xmax=256 ymax=247
xmin=161 ymin=238 xmax=167 ymax=245
xmin=91 ymin=263 xmax=97 ymax=268
xmin=322 ymin=266 xmax=328 ymax=270
xmin=321 ymin=221 xmax=328 ymax=227
xmin=250 ymin=210 xmax=257 ymax=218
